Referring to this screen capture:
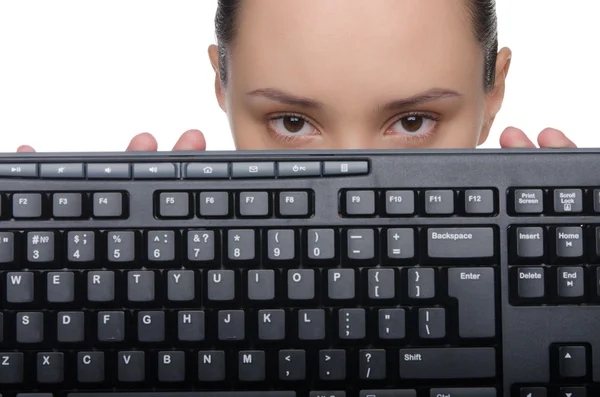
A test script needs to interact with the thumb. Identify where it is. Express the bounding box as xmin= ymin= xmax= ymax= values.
xmin=17 ymin=145 xmax=36 ymax=152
